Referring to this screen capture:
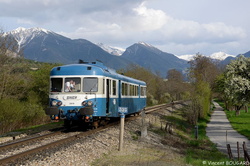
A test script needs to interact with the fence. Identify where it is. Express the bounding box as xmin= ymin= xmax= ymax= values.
xmin=227 ymin=142 xmax=250 ymax=165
